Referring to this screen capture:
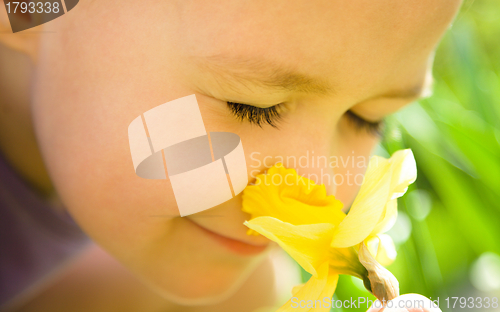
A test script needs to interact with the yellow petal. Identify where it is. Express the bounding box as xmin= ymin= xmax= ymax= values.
xmin=371 ymin=150 xmax=416 ymax=234
xmin=388 ymin=149 xmax=417 ymax=198
xmin=371 ymin=199 xmax=398 ymax=235
xmin=291 ymin=283 xmax=305 ymax=296
xmin=331 ymin=149 xmax=416 ymax=248
xmin=245 ymin=217 xmax=335 ymax=277
xmin=277 ymin=263 xmax=339 ymax=312
xmin=330 ymin=156 xmax=392 ymax=248
xmin=375 ymin=234 xmax=397 ymax=266
xmin=365 ymin=234 xmax=397 ymax=266
xmin=243 ymin=163 xmax=345 ymax=227
xmin=328 ymin=245 xmax=368 ymax=280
